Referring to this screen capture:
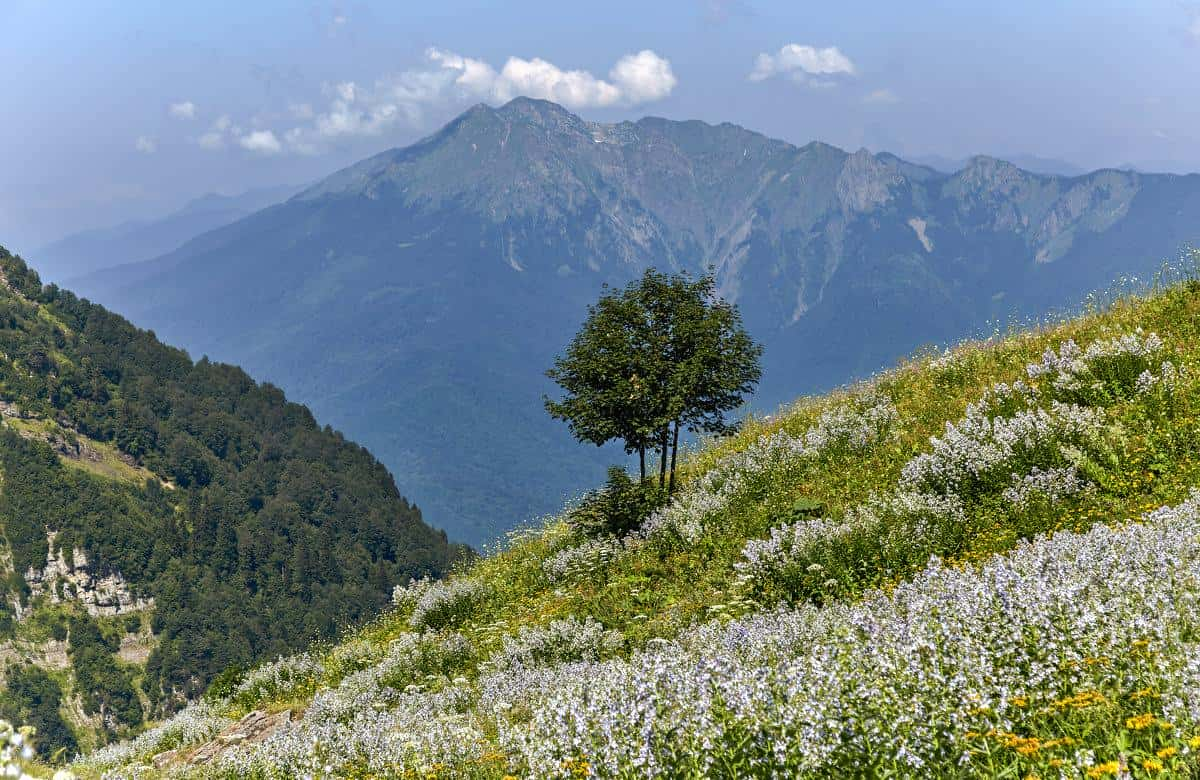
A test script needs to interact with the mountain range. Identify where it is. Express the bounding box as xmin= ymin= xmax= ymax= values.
xmin=65 ymin=97 xmax=1200 ymax=546
xmin=31 ymin=183 xmax=302 ymax=284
